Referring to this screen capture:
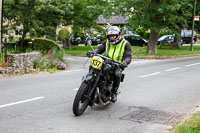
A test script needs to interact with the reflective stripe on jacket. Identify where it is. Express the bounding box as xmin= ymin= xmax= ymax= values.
xmin=105 ymin=39 xmax=127 ymax=63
